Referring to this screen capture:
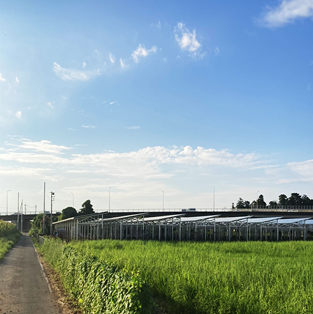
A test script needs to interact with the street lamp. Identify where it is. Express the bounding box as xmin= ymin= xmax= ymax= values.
xmin=50 ymin=192 xmax=55 ymax=235
xmin=6 ymin=190 xmax=11 ymax=215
